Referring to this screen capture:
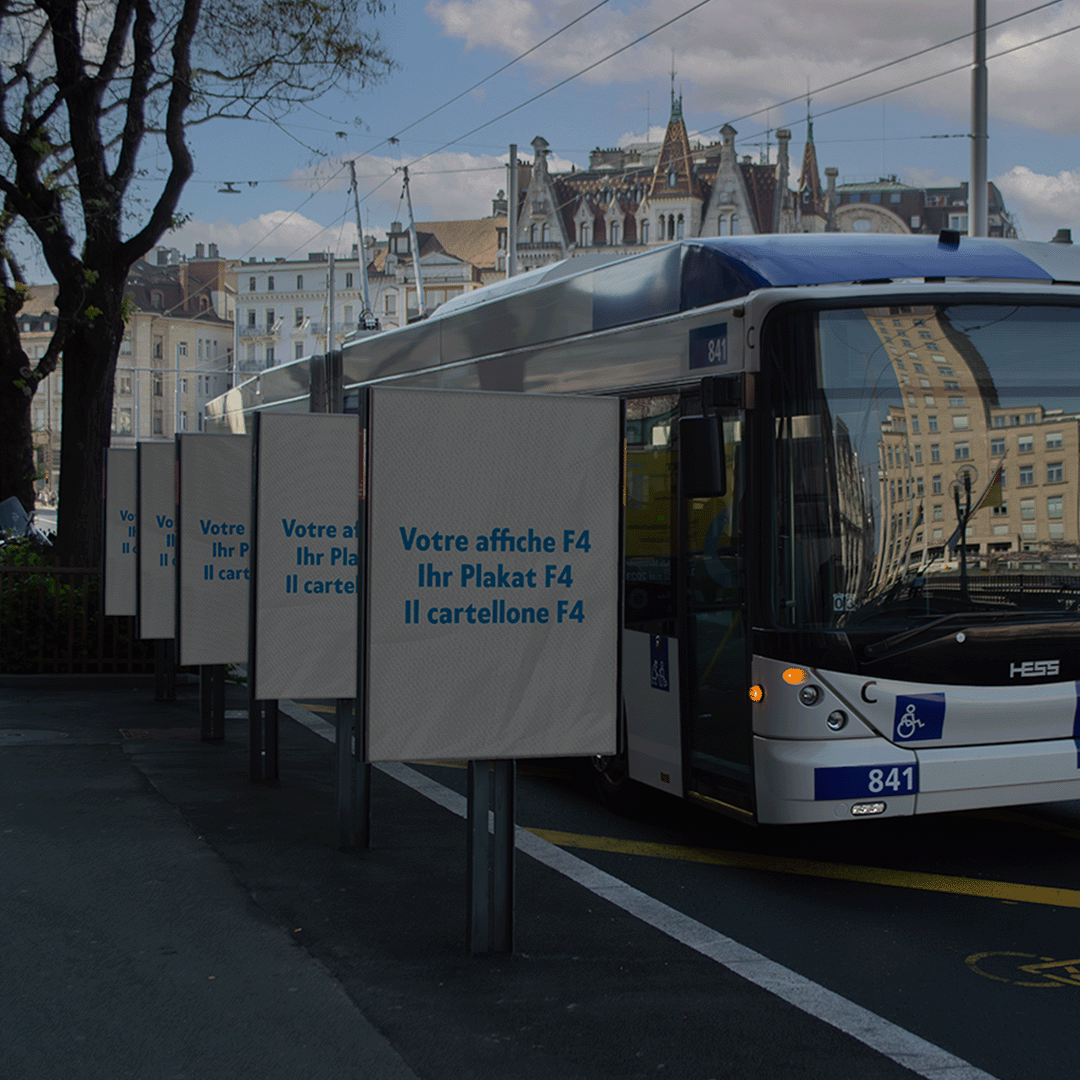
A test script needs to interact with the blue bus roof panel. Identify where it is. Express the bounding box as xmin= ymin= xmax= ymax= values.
xmin=684 ymin=235 xmax=1054 ymax=292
